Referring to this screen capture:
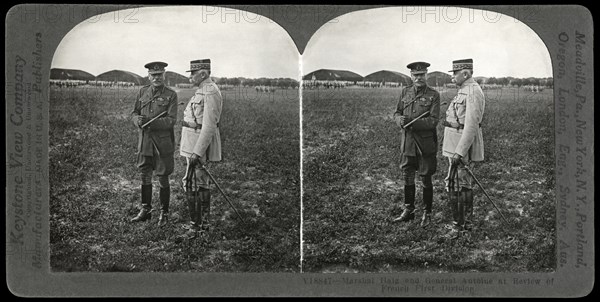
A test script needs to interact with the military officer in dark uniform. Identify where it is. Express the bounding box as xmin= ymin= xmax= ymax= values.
xmin=393 ymin=62 xmax=441 ymax=226
xmin=130 ymin=61 xmax=178 ymax=227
